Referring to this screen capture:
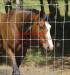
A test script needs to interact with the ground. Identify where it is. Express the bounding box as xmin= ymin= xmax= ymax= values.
xmin=0 ymin=58 xmax=70 ymax=75
xmin=0 ymin=64 xmax=70 ymax=75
